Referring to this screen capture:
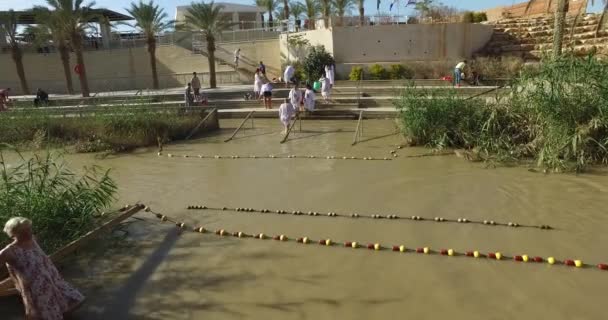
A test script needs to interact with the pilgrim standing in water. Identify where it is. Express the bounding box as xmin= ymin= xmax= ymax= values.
xmin=278 ymin=98 xmax=297 ymax=134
